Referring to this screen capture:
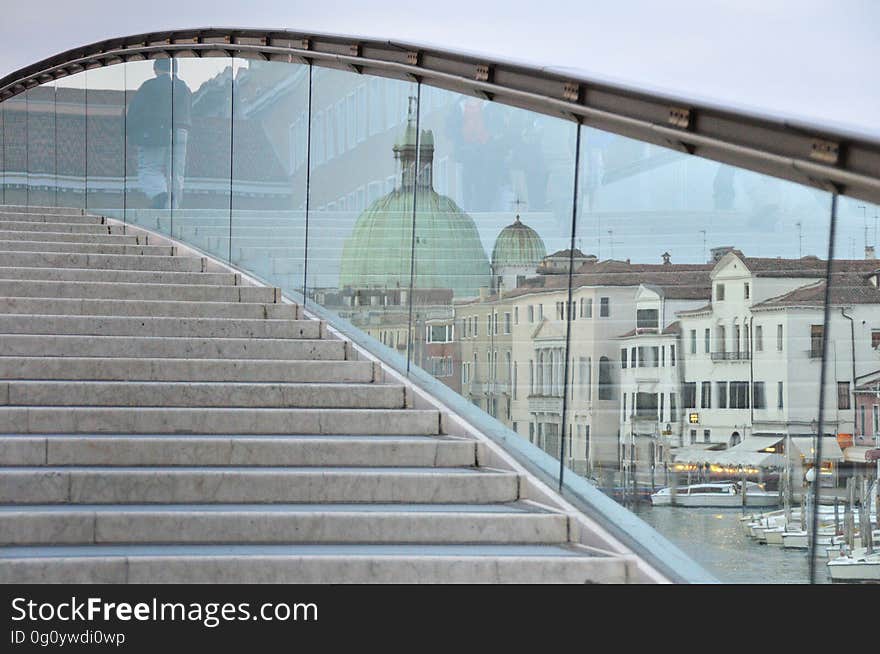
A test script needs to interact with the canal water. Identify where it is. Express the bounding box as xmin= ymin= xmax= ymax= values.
xmin=631 ymin=505 xmax=831 ymax=583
